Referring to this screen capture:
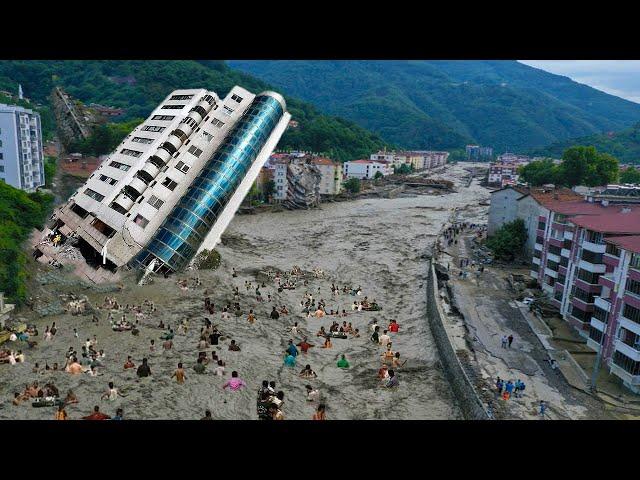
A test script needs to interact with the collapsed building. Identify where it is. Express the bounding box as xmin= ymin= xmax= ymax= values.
xmin=38 ymin=87 xmax=290 ymax=280
xmin=283 ymin=160 xmax=321 ymax=209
